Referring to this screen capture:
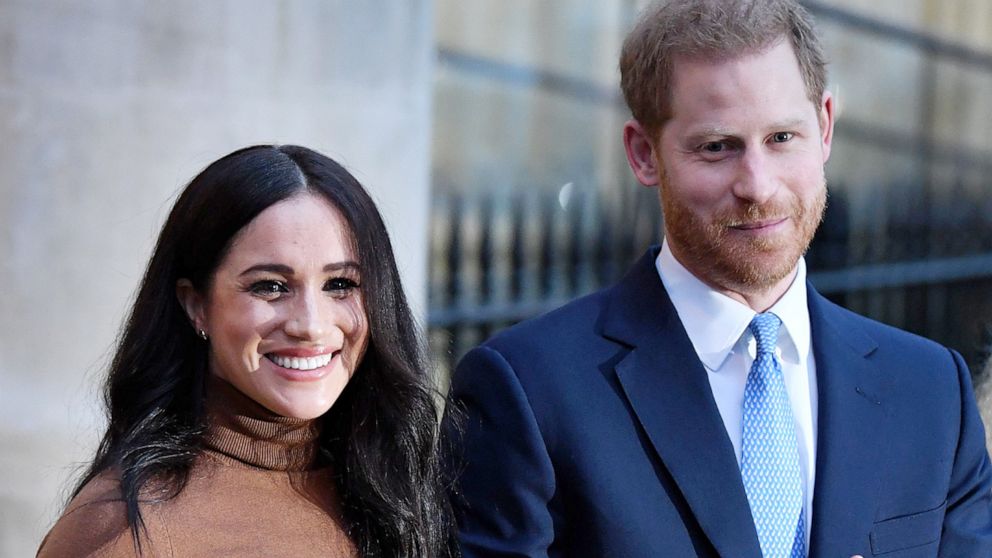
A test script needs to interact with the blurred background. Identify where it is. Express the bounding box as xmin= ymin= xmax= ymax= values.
xmin=3 ymin=0 xmax=992 ymax=555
